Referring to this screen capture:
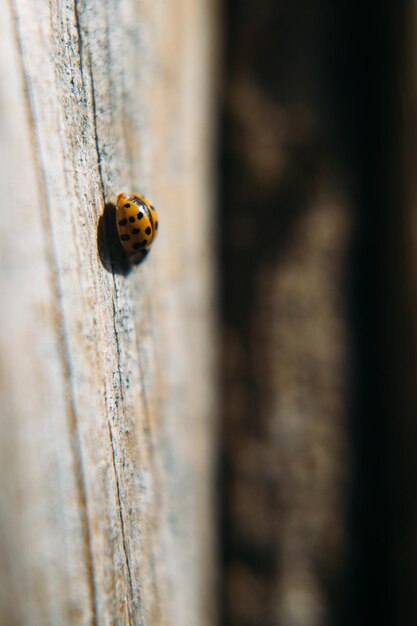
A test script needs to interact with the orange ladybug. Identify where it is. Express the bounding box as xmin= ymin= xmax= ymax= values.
xmin=116 ymin=193 xmax=159 ymax=262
